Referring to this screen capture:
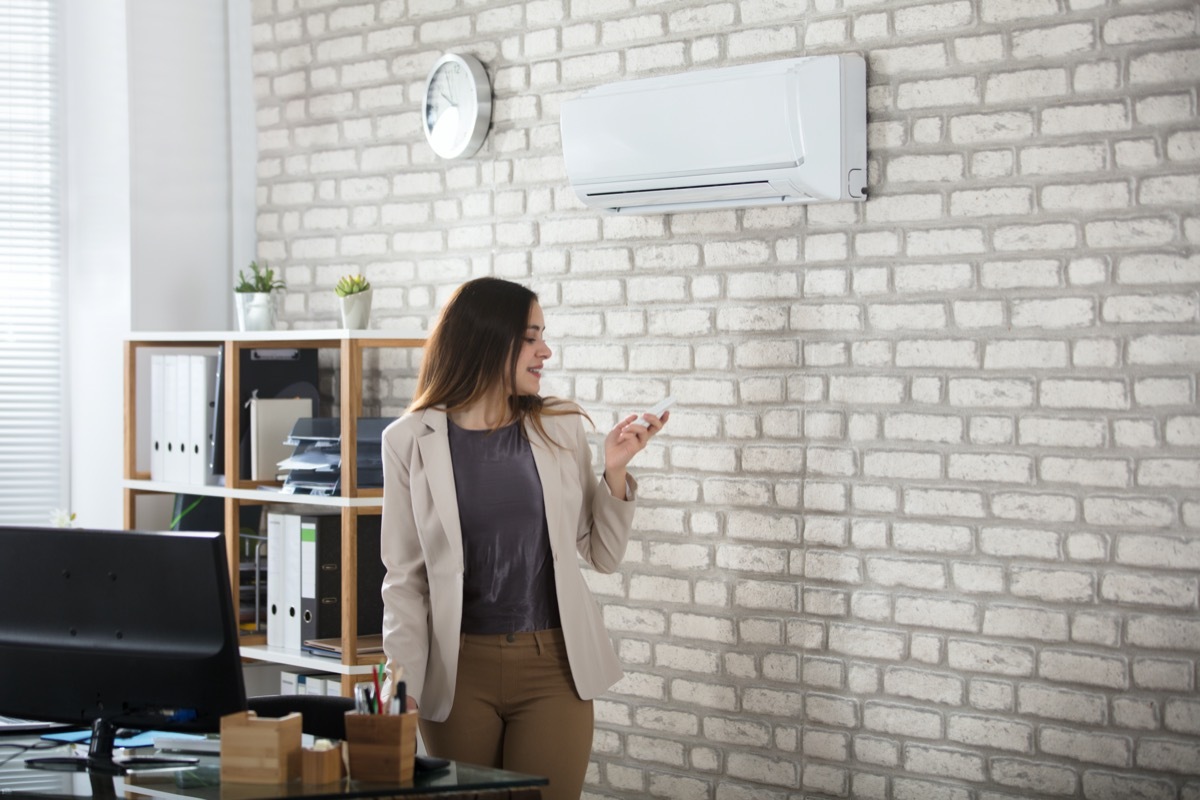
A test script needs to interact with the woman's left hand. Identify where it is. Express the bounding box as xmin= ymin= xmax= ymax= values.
xmin=602 ymin=410 xmax=669 ymax=498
